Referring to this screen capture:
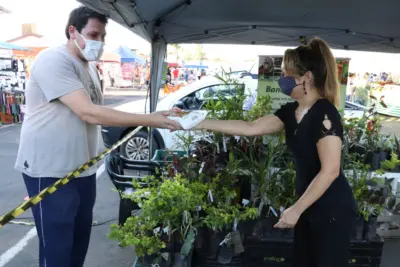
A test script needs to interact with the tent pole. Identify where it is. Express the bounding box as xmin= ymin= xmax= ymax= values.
xmin=149 ymin=39 xmax=167 ymax=158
